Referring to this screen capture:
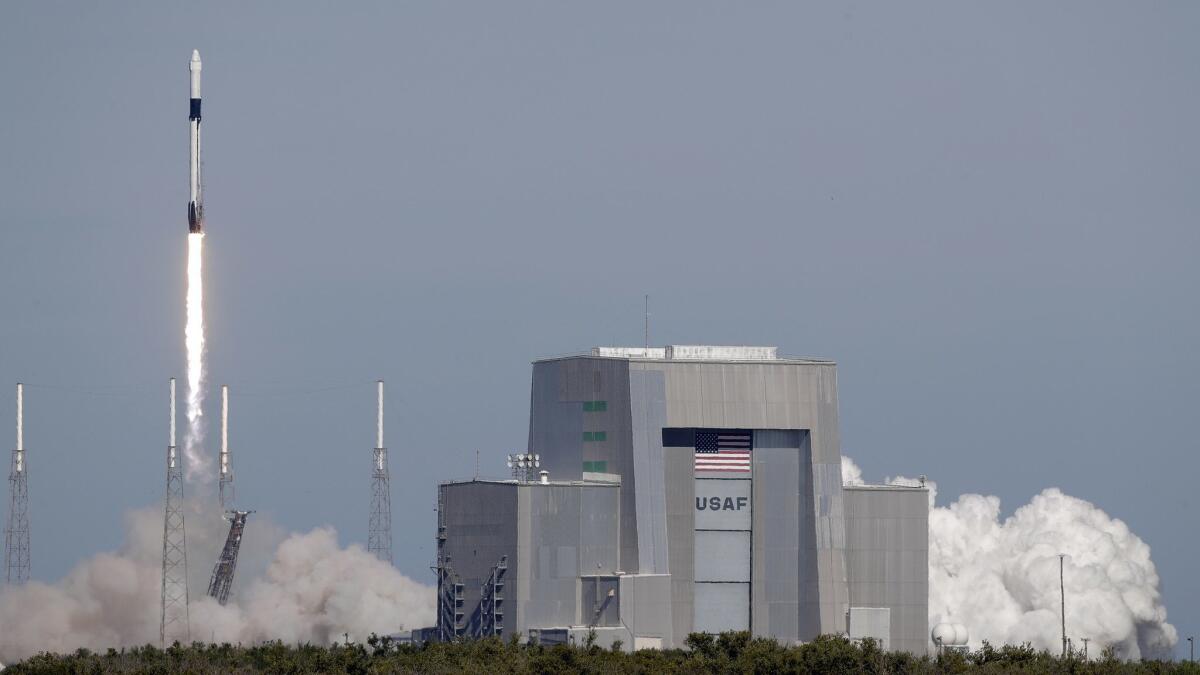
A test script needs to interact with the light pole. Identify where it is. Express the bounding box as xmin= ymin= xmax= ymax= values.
xmin=1081 ymin=637 xmax=1089 ymax=661
xmin=1059 ymin=554 xmax=1067 ymax=659
xmin=1187 ymin=636 xmax=1193 ymax=663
